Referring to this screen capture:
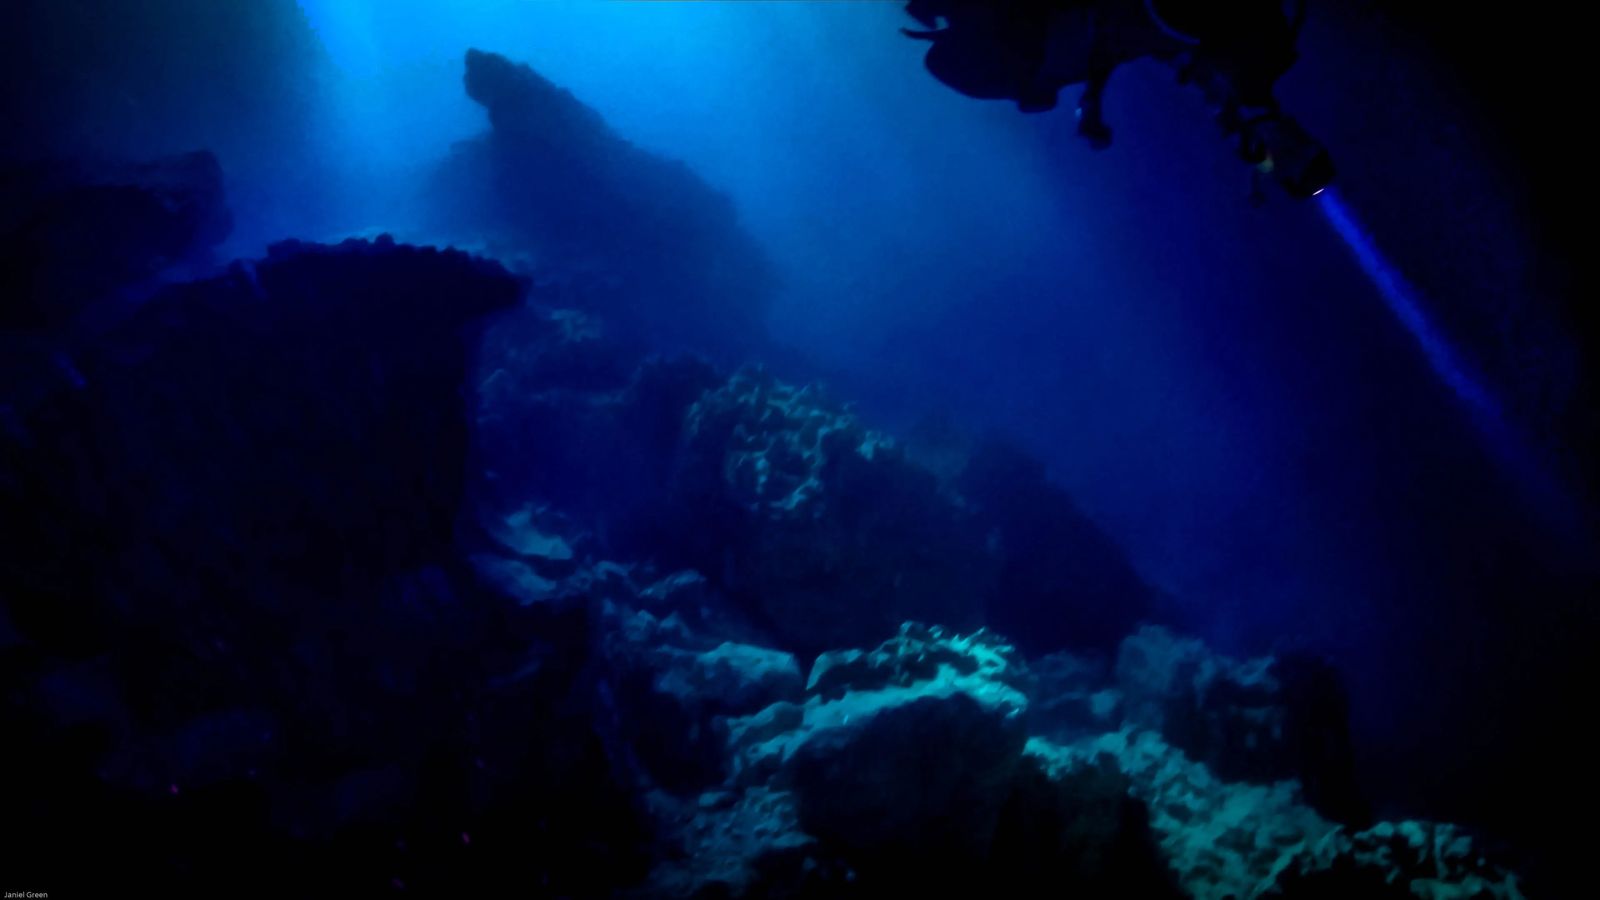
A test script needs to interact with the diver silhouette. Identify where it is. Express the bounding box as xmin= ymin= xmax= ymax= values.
xmin=902 ymin=0 xmax=1332 ymax=199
